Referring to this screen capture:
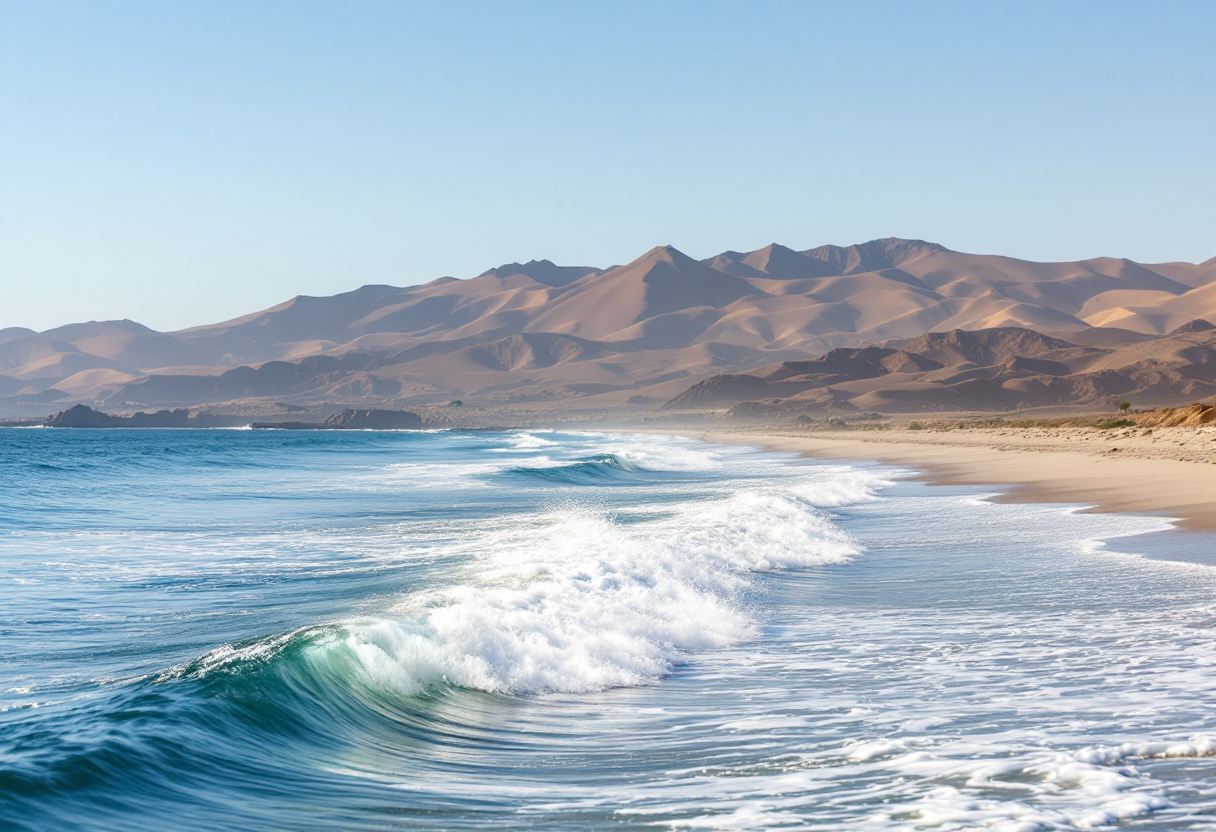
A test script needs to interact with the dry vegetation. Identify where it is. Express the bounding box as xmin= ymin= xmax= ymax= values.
xmin=748 ymin=403 xmax=1216 ymax=467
